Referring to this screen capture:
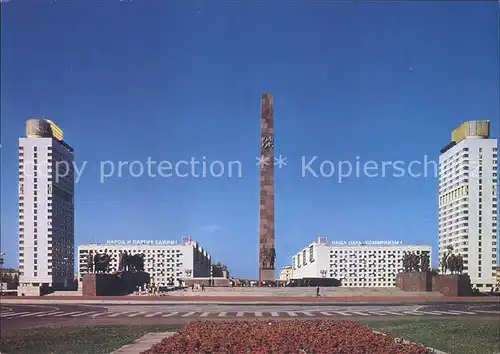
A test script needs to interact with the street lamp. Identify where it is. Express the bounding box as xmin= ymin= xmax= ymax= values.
xmin=63 ymin=257 xmax=69 ymax=289
xmin=209 ymin=264 xmax=213 ymax=287
xmin=0 ymin=252 xmax=5 ymax=294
